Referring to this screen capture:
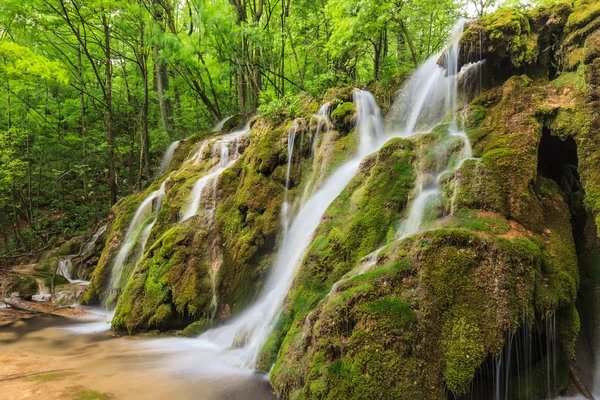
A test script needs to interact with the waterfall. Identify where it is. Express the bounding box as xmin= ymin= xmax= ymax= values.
xmin=57 ymin=257 xmax=73 ymax=281
xmin=106 ymin=180 xmax=167 ymax=306
xmin=281 ymin=120 xmax=301 ymax=232
xmin=146 ymin=19 xmax=473 ymax=375
xmin=353 ymin=89 xmax=385 ymax=155
xmin=213 ymin=116 xmax=233 ymax=132
xmin=158 ymin=140 xmax=180 ymax=176
xmin=81 ymin=224 xmax=107 ymax=259
xmin=180 ymin=124 xmax=250 ymax=222
xmin=56 ymin=256 xmax=90 ymax=285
